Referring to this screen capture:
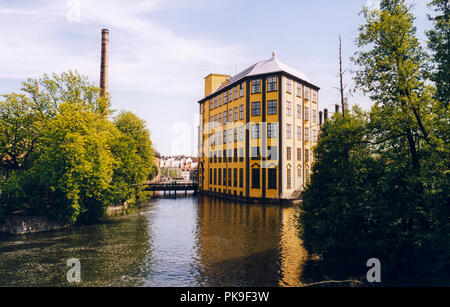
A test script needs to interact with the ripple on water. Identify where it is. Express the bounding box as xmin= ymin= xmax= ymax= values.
xmin=0 ymin=196 xmax=308 ymax=286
